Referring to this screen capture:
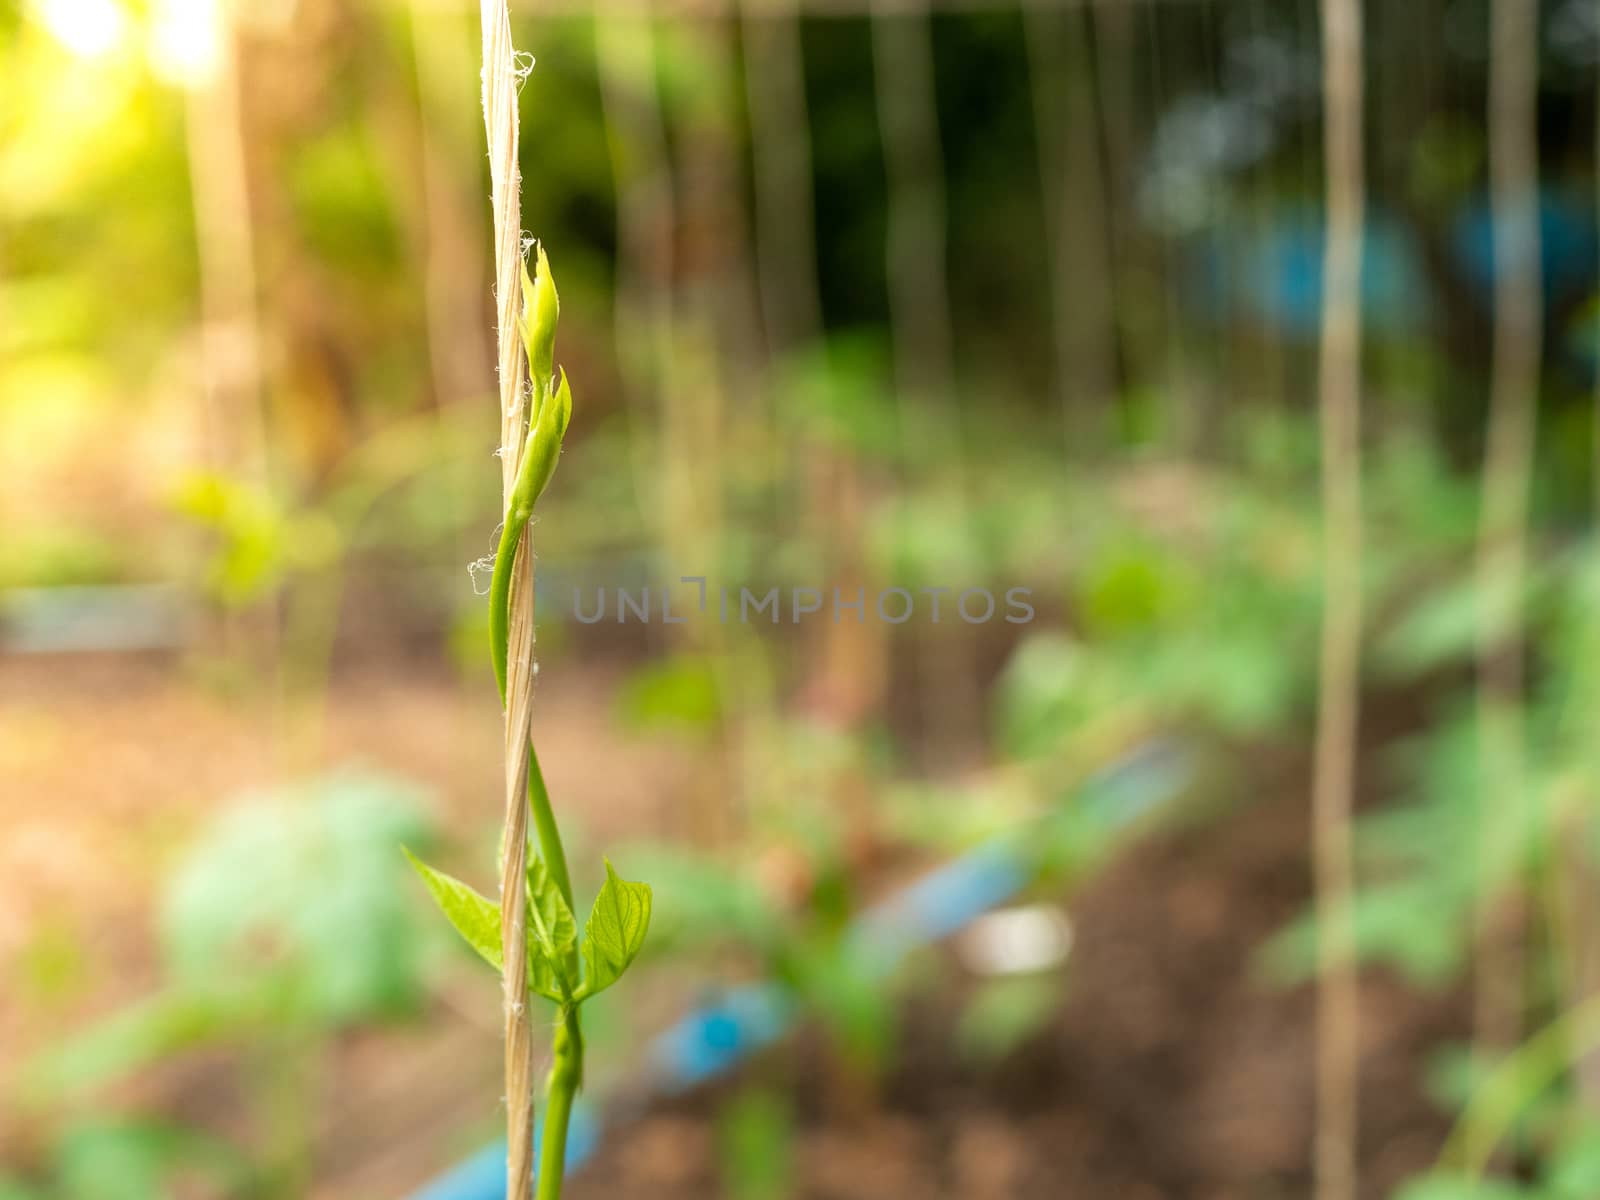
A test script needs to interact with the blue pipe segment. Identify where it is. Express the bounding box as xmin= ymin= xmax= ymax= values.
xmin=407 ymin=1107 xmax=603 ymax=1200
